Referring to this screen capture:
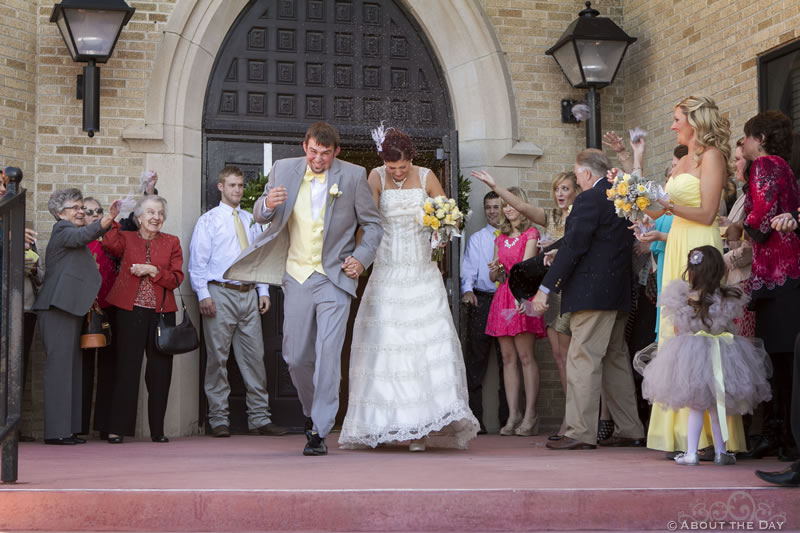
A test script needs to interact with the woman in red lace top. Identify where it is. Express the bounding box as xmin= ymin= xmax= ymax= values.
xmin=742 ymin=110 xmax=800 ymax=459
xmin=102 ymin=195 xmax=184 ymax=444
